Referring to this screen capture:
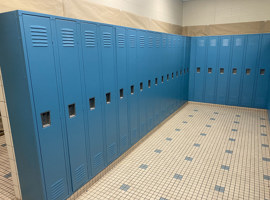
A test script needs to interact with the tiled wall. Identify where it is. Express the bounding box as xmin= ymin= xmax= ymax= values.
xmin=0 ymin=69 xmax=21 ymax=199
